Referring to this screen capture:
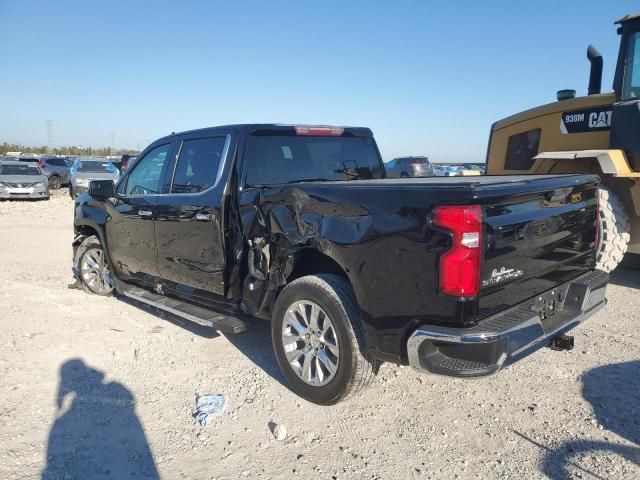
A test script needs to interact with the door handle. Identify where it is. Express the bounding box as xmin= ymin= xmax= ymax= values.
xmin=195 ymin=212 xmax=215 ymax=222
xmin=138 ymin=210 xmax=153 ymax=217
